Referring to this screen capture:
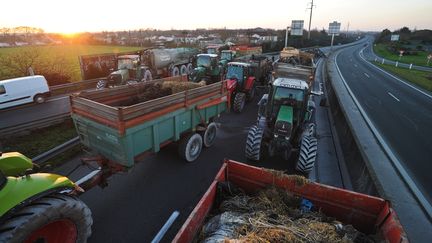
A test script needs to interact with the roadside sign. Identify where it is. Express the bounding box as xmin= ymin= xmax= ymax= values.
xmin=399 ymin=50 xmax=404 ymax=56
xmin=291 ymin=20 xmax=304 ymax=36
xmin=391 ymin=35 xmax=400 ymax=42
xmin=328 ymin=21 xmax=341 ymax=35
